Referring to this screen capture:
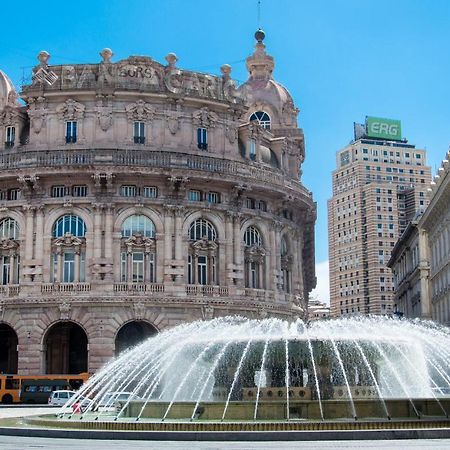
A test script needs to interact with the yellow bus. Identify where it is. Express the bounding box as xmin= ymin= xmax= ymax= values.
xmin=0 ymin=373 xmax=89 ymax=404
